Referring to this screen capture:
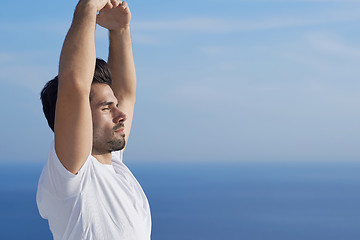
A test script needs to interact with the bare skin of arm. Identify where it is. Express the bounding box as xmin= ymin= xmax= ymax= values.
xmin=55 ymin=0 xmax=113 ymax=174
xmin=97 ymin=1 xmax=136 ymax=147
